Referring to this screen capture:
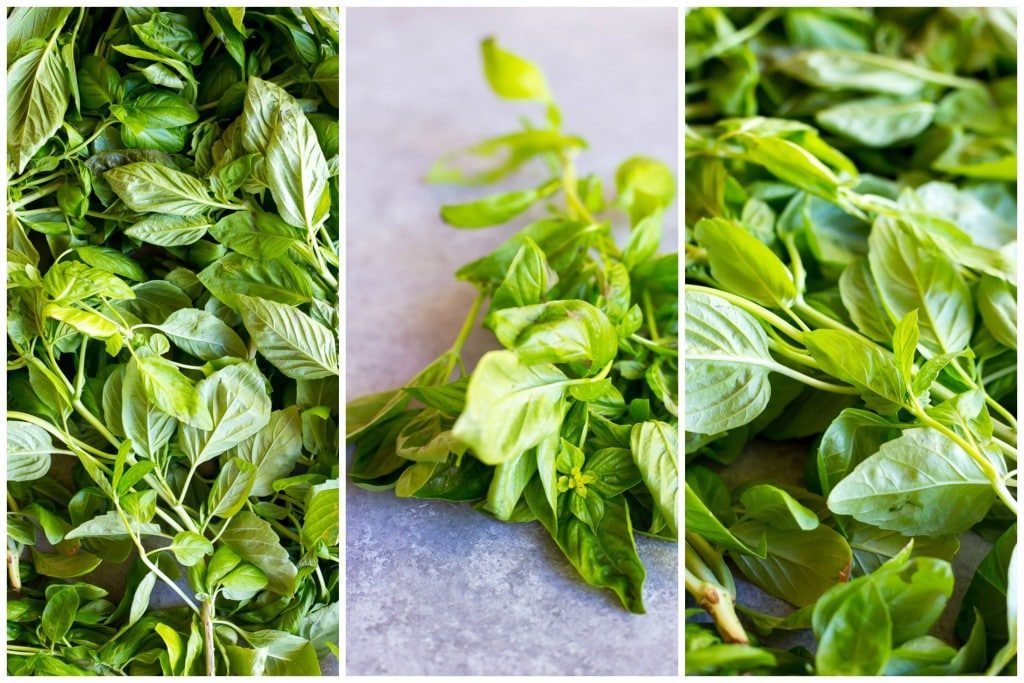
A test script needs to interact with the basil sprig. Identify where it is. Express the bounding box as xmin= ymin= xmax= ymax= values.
xmin=348 ymin=37 xmax=679 ymax=615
